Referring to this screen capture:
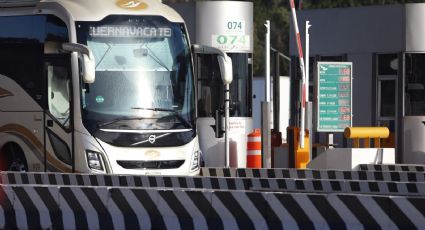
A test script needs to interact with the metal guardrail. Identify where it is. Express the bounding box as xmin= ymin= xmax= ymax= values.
xmin=344 ymin=127 xmax=389 ymax=148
